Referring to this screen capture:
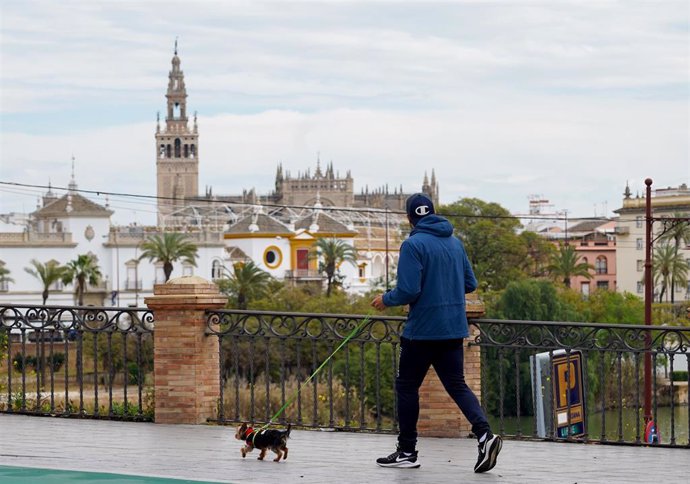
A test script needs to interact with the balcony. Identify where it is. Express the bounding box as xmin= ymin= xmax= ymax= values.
xmin=284 ymin=269 xmax=325 ymax=280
